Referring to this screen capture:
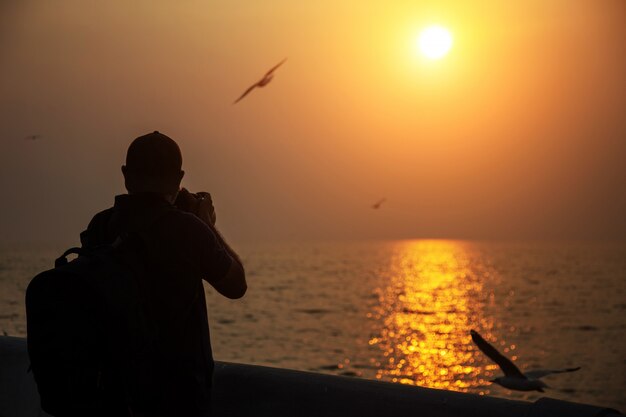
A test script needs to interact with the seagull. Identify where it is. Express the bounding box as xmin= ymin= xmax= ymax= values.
xmin=24 ymin=134 xmax=41 ymax=141
xmin=470 ymin=329 xmax=580 ymax=392
xmin=371 ymin=198 xmax=386 ymax=210
xmin=233 ymin=58 xmax=287 ymax=104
